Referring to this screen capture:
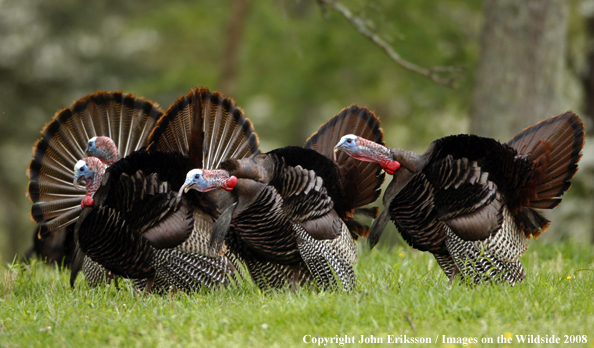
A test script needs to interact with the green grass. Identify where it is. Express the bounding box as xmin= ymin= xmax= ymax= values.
xmin=1 ymin=241 xmax=593 ymax=348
